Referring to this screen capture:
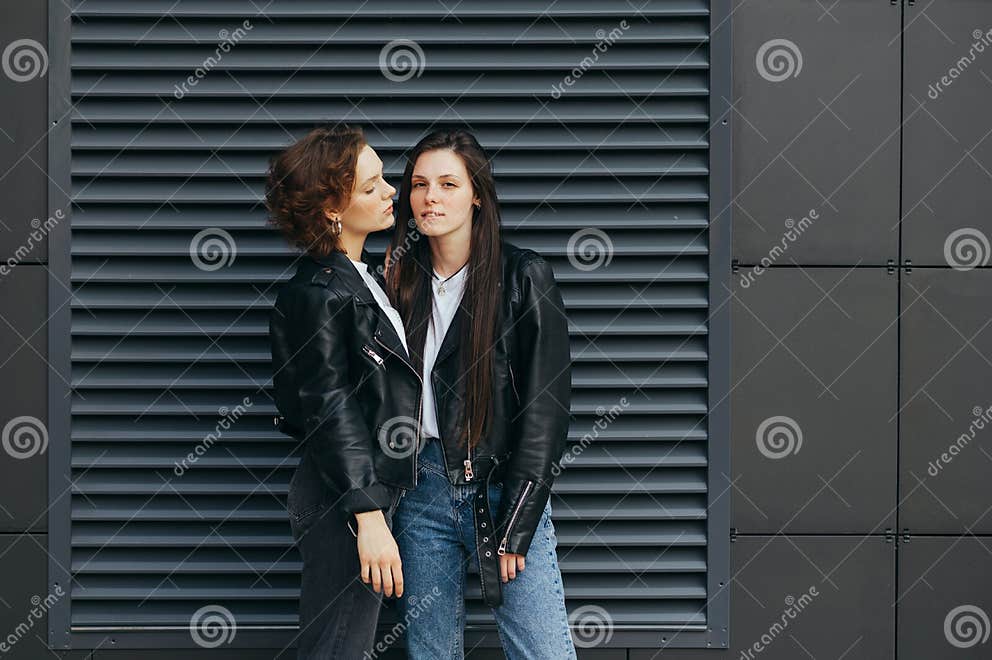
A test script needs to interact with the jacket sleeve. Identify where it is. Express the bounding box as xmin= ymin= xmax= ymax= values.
xmin=496 ymin=256 xmax=572 ymax=557
xmin=284 ymin=286 xmax=393 ymax=518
